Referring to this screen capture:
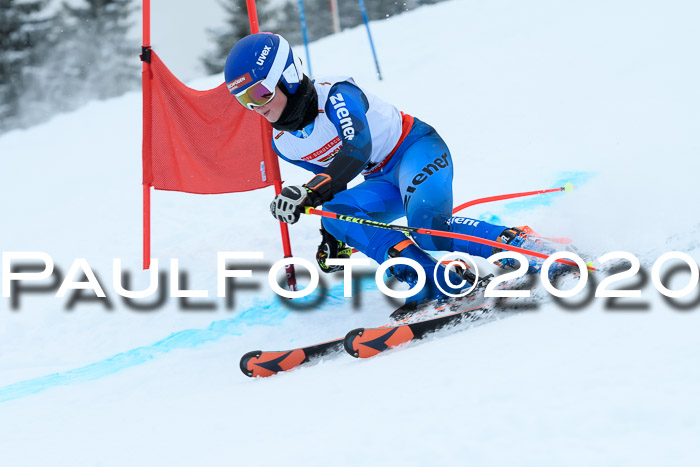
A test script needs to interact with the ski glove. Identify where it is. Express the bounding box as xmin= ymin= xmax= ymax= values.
xmin=270 ymin=174 xmax=333 ymax=224
xmin=316 ymin=227 xmax=353 ymax=273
